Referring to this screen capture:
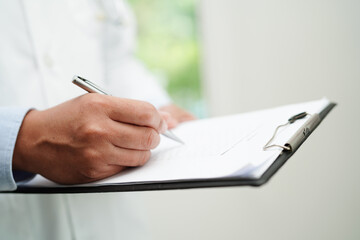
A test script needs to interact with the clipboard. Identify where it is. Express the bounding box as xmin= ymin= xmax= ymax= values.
xmin=11 ymin=102 xmax=336 ymax=194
